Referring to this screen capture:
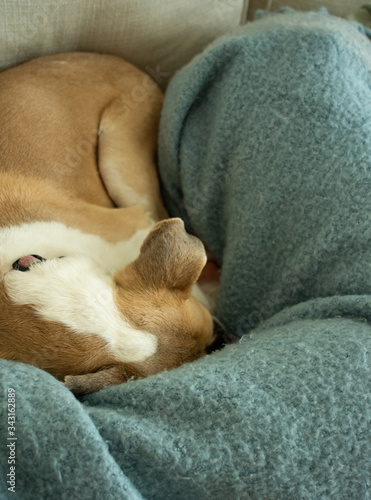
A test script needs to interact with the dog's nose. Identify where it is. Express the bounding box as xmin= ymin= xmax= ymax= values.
xmin=206 ymin=317 xmax=238 ymax=354
xmin=12 ymin=255 xmax=45 ymax=272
